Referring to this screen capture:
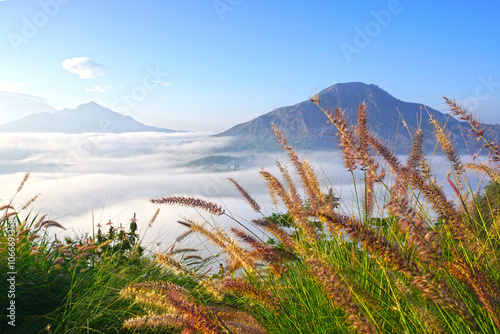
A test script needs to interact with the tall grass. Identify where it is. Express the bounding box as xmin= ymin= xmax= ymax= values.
xmin=0 ymin=183 xmax=188 ymax=334
xmin=122 ymin=97 xmax=500 ymax=333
